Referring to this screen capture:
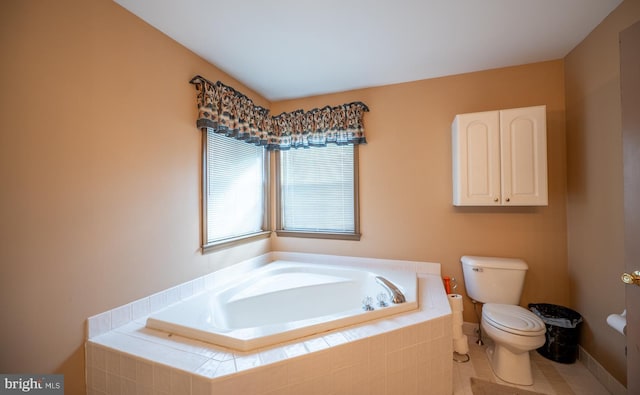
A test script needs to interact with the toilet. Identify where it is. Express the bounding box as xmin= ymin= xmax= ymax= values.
xmin=461 ymin=256 xmax=546 ymax=386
